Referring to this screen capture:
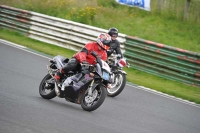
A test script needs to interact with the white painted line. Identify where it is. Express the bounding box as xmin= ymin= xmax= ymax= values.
xmin=0 ymin=39 xmax=27 ymax=49
xmin=0 ymin=39 xmax=51 ymax=60
xmin=127 ymin=84 xmax=200 ymax=109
